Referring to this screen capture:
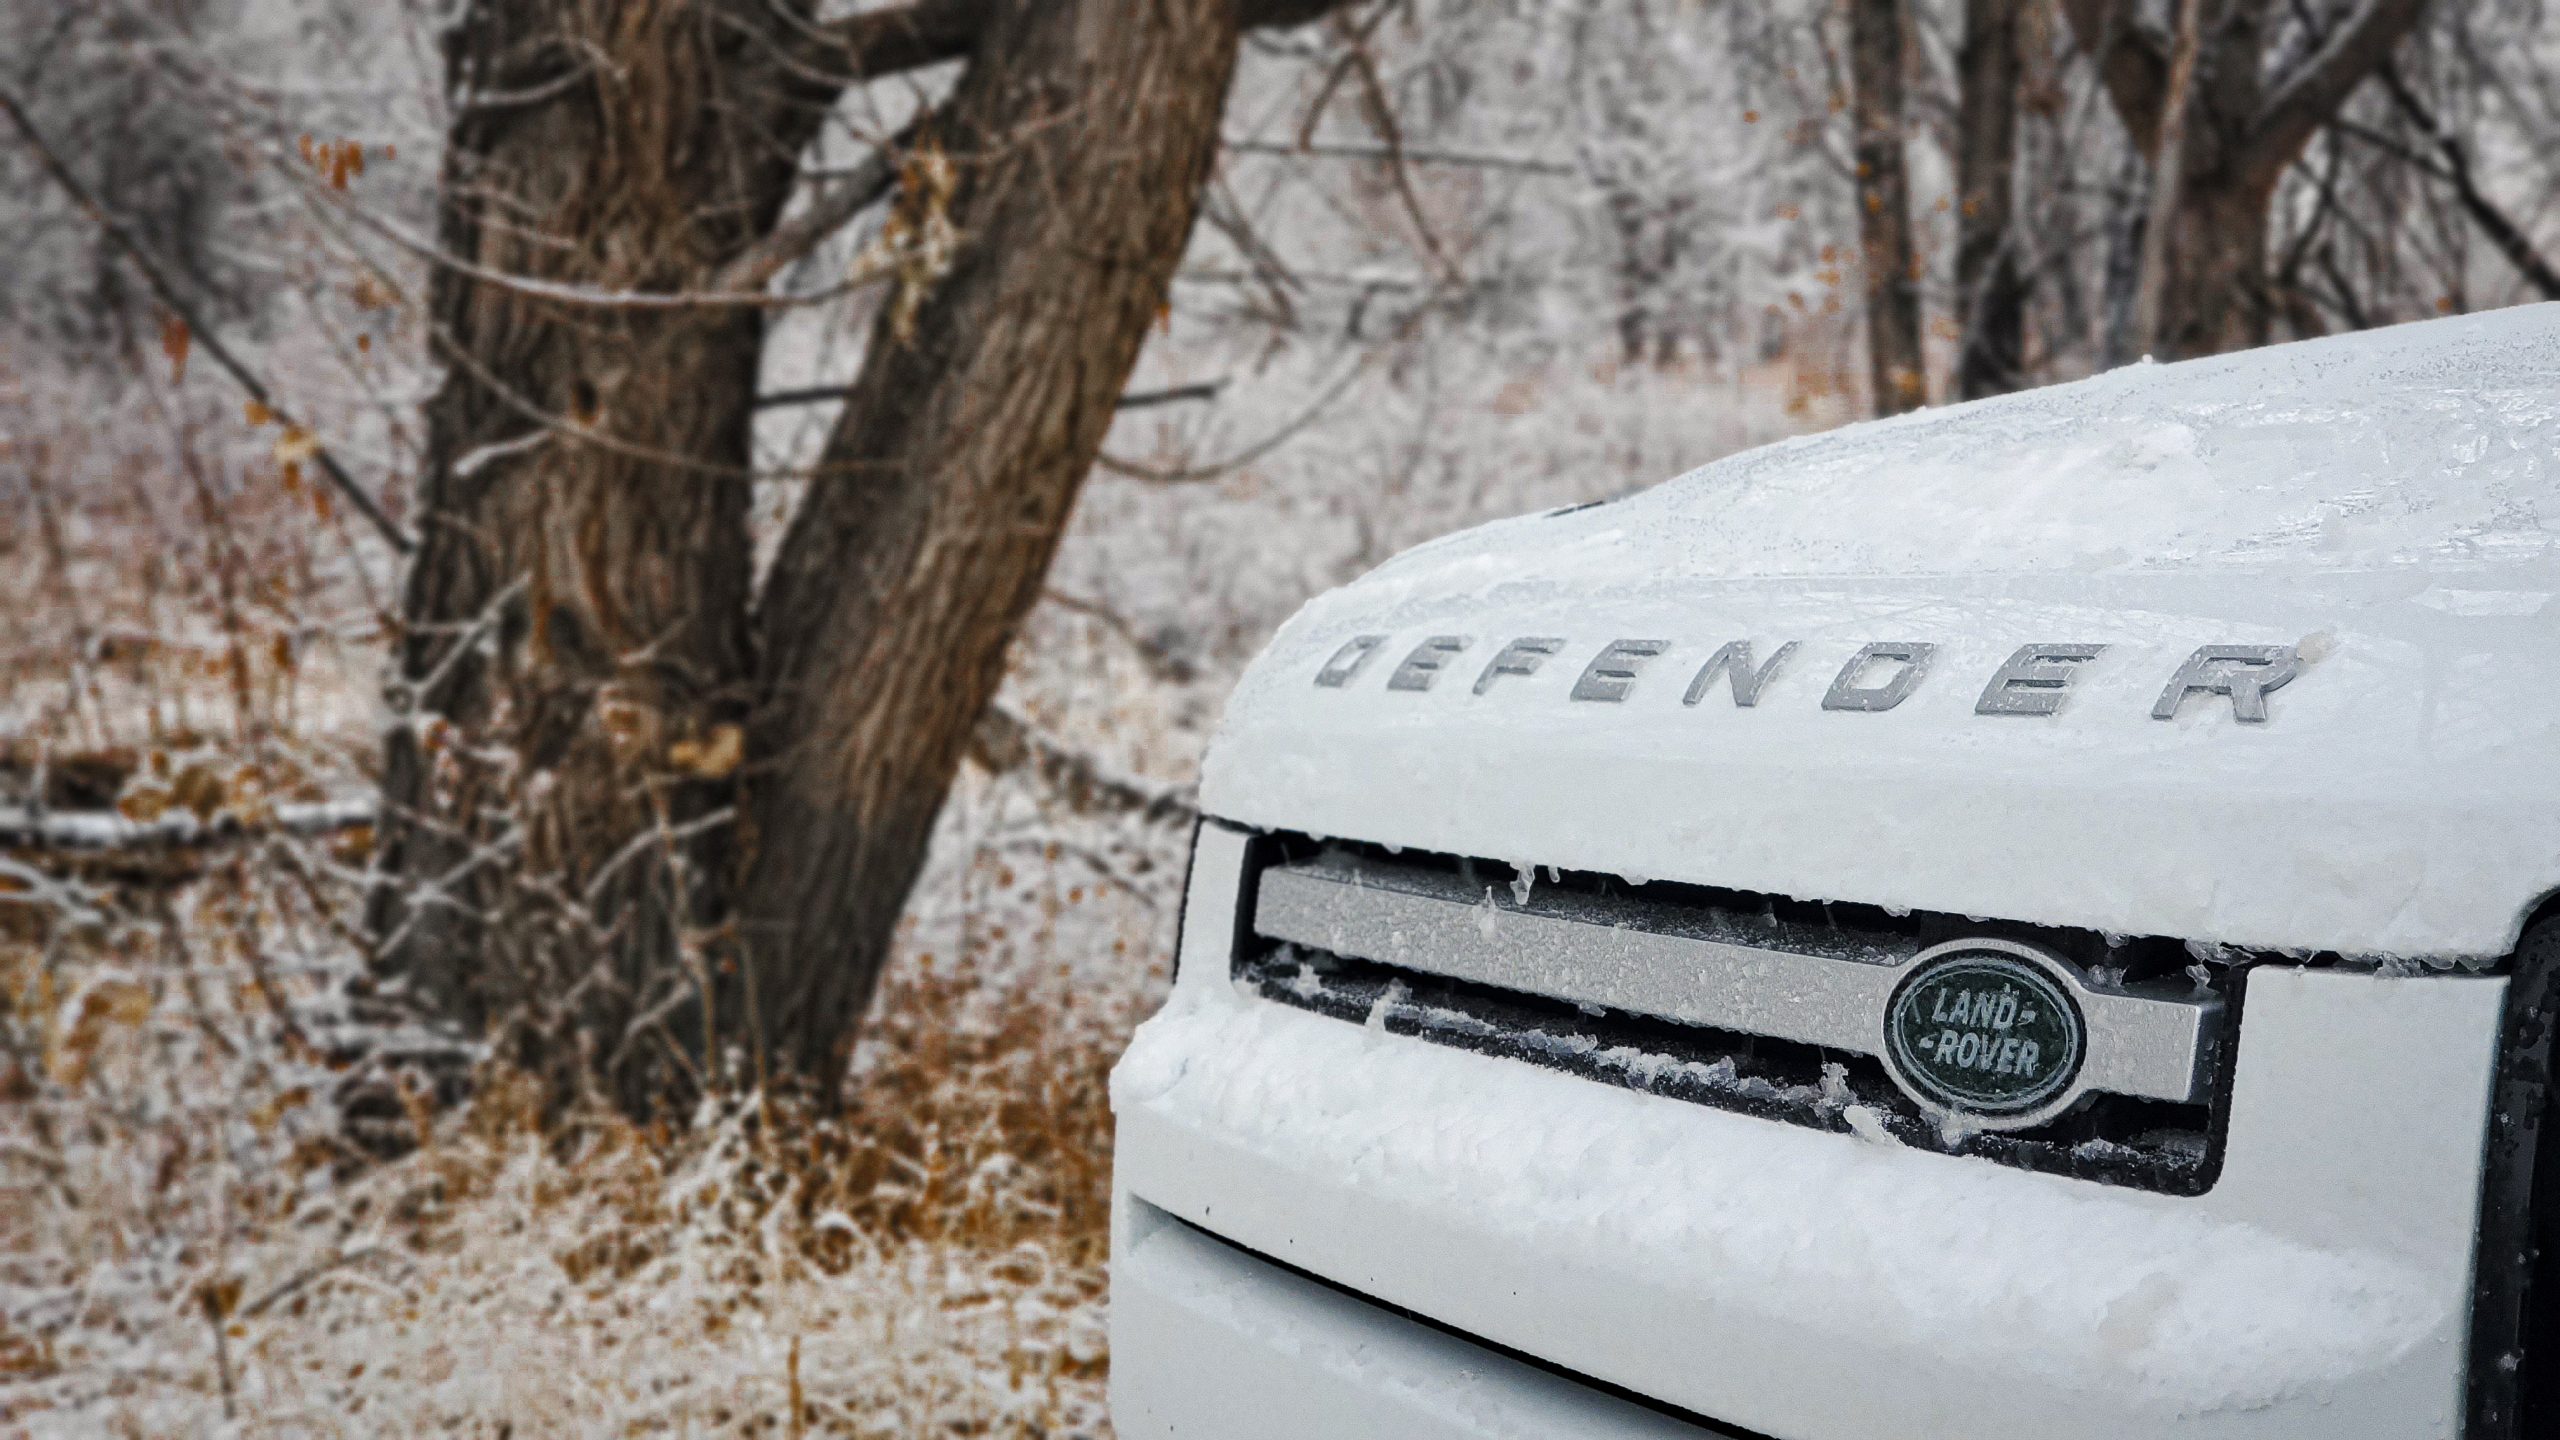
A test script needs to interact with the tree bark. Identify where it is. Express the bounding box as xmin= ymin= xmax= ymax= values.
xmin=1849 ymin=0 xmax=1926 ymax=413
xmin=369 ymin=0 xmax=824 ymax=1107
xmin=2061 ymin=0 xmax=2432 ymax=359
xmin=731 ymin=0 xmax=1246 ymax=1091
xmin=1954 ymin=0 xmax=2028 ymax=398
xmin=2132 ymin=0 xmax=2209 ymax=354
xmin=369 ymin=0 xmax=1342 ymax=1114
